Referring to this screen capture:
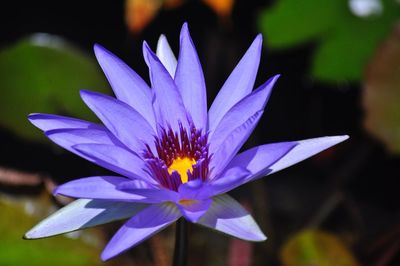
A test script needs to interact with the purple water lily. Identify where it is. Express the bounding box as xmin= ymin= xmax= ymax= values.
xmin=25 ymin=23 xmax=348 ymax=261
